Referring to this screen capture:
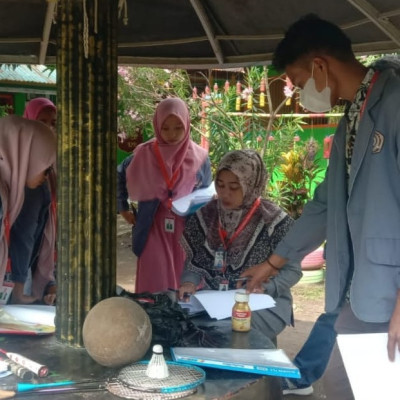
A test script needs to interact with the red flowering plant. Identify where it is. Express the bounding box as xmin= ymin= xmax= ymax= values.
xmin=188 ymin=66 xmax=303 ymax=178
